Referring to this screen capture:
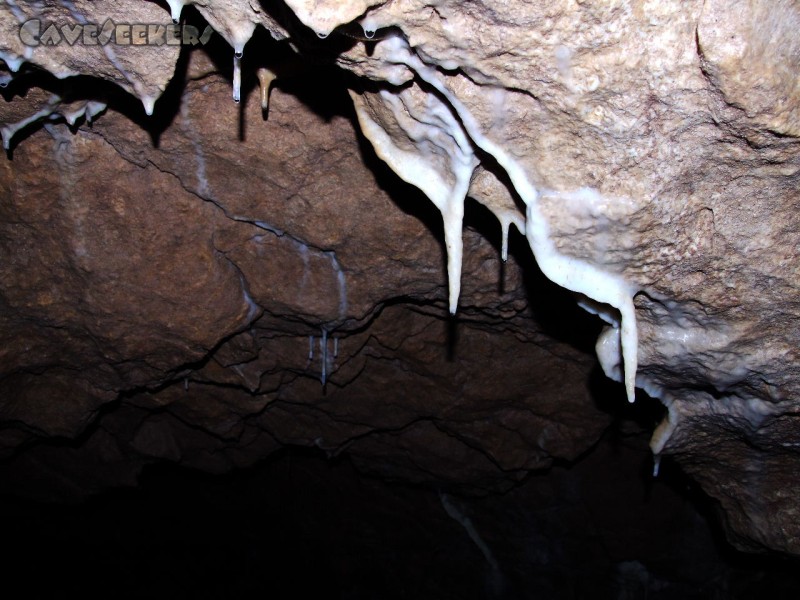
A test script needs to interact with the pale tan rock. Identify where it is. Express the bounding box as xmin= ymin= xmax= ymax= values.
xmin=698 ymin=0 xmax=800 ymax=136
xmin=283 ymin=0 xmax=383 ymax=37
xmin=0 ymin=0 xmax=181 ymax=109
